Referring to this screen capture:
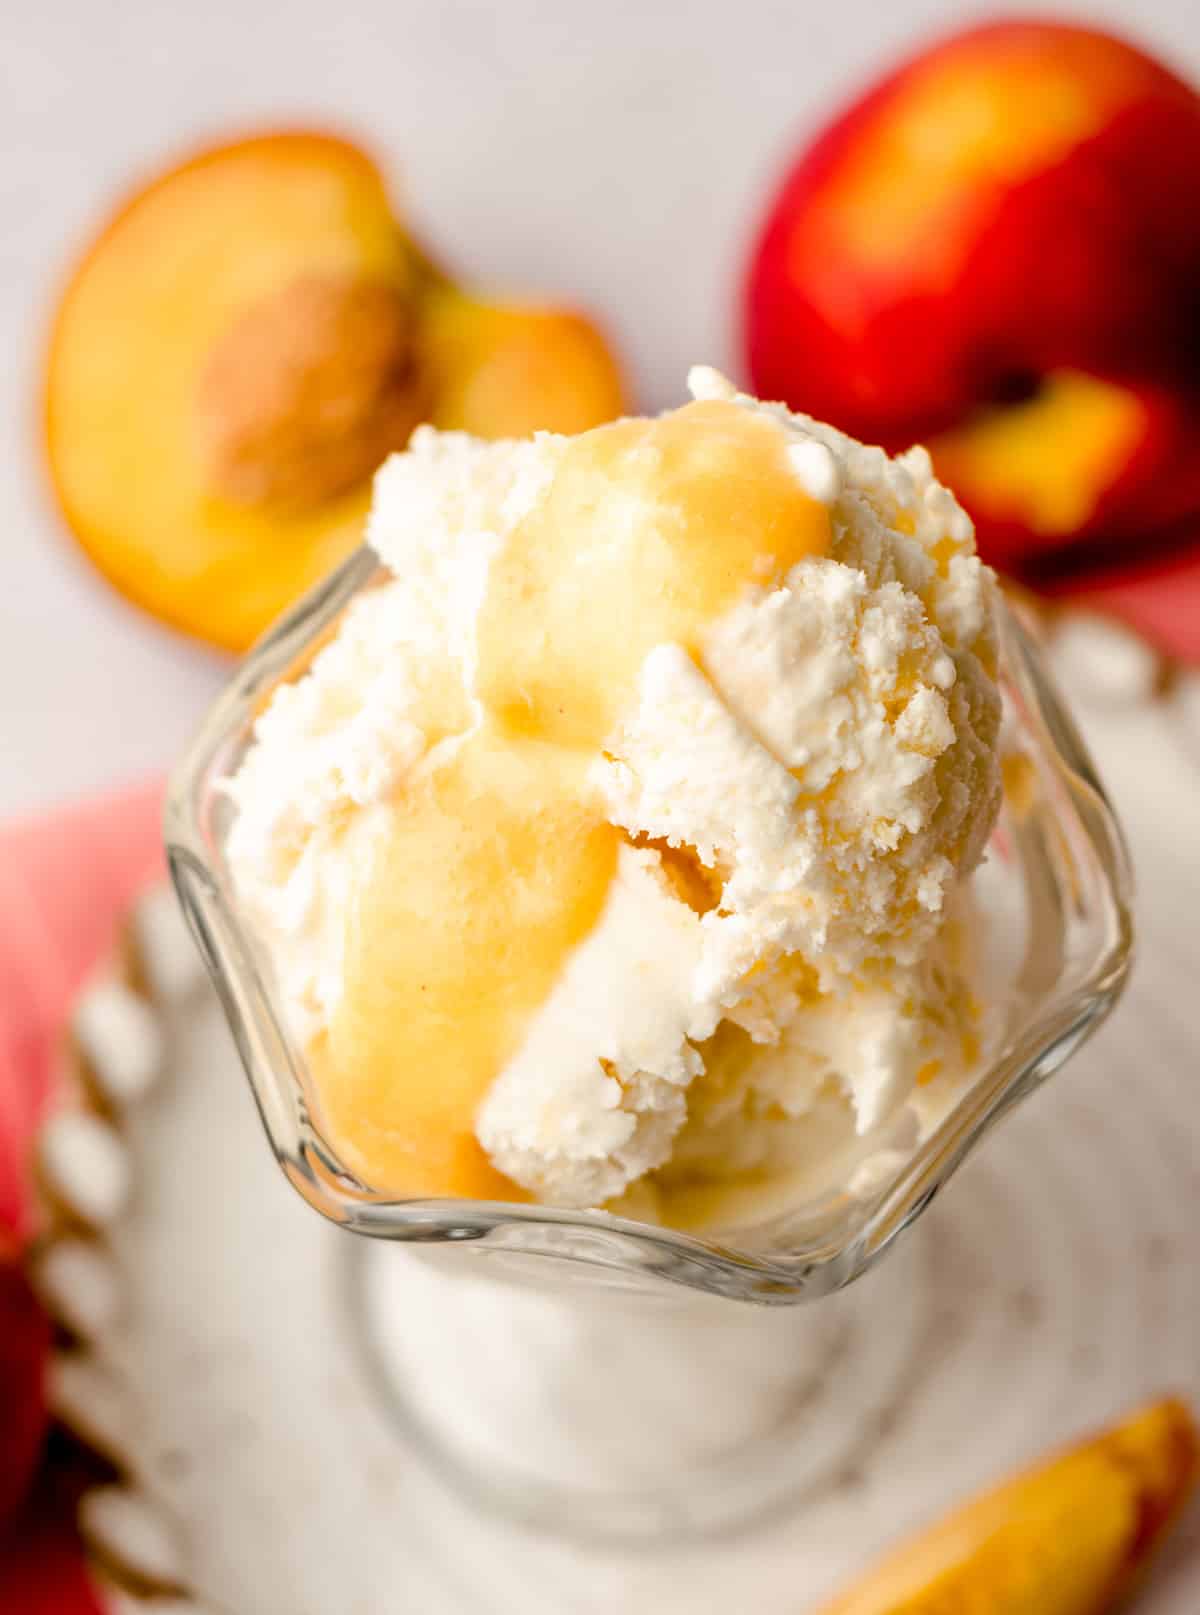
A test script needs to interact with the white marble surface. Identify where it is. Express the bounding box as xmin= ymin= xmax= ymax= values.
xmin=2 ymin=0 xmax=1198 ymax=819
